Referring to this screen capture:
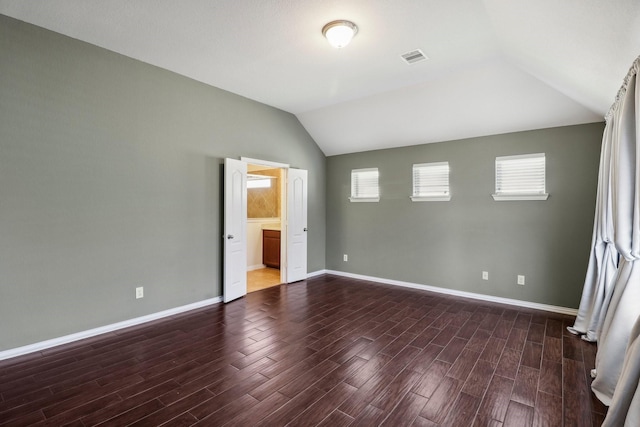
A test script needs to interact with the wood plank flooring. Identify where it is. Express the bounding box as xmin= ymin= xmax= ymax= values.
xmin=0 ymin=274 xmax=607 ymax=426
